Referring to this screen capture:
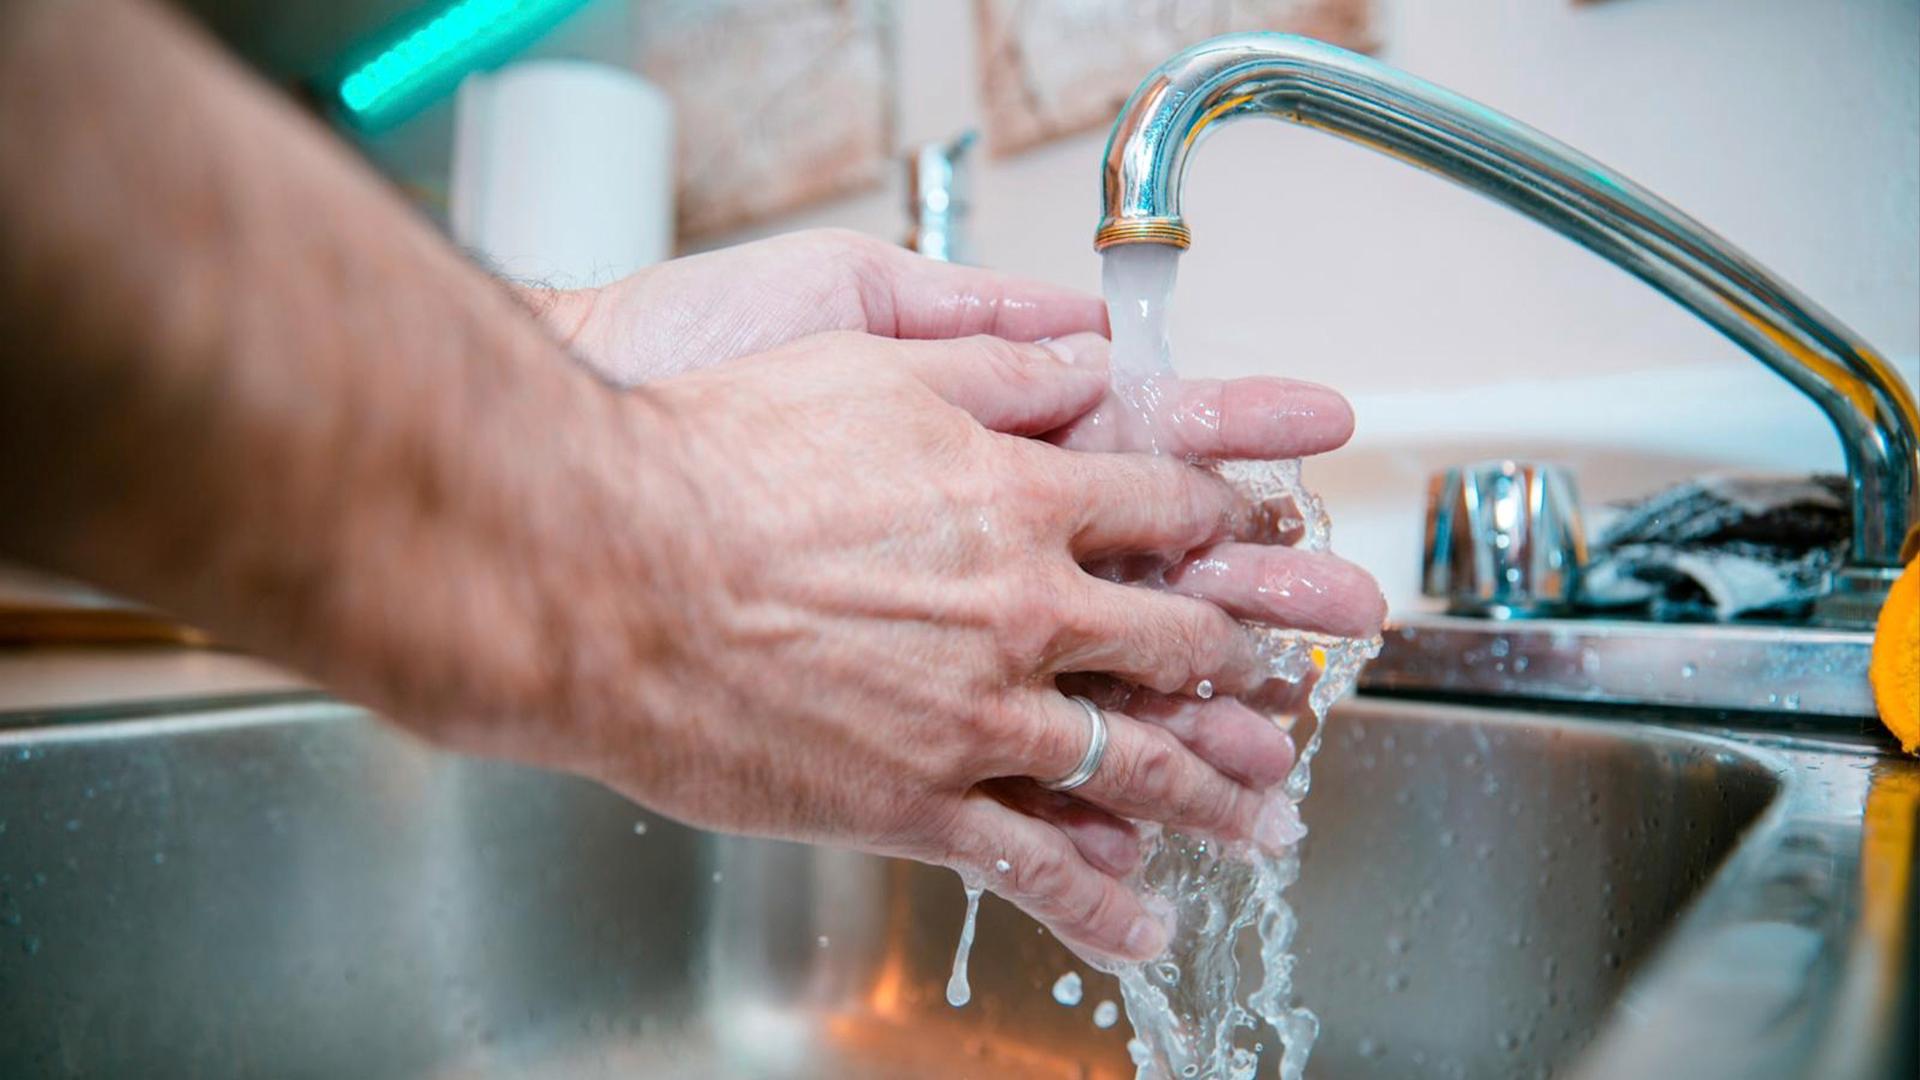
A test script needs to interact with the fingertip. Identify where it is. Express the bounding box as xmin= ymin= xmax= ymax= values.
xmin=1188 ymin=377 xmax=1357 ymax=460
